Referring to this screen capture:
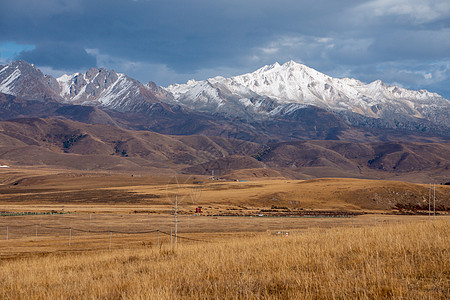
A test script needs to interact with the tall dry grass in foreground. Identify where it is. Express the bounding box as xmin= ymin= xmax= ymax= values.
xmin=0 ymin=219 xmax=448 ymax=299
